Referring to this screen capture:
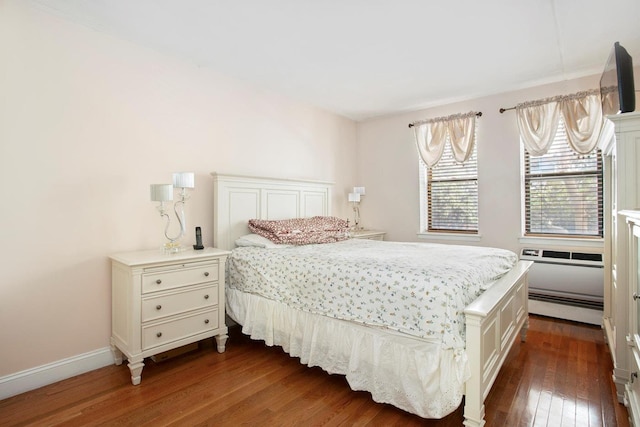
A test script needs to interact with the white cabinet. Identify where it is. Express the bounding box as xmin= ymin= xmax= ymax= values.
xmin=109 ymin=247 xmax=230 ymax=385
xmin=600 ymin=111 xmax=640 ymax=403
xmin=622 ymin=210 xmax=640 ymax=425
